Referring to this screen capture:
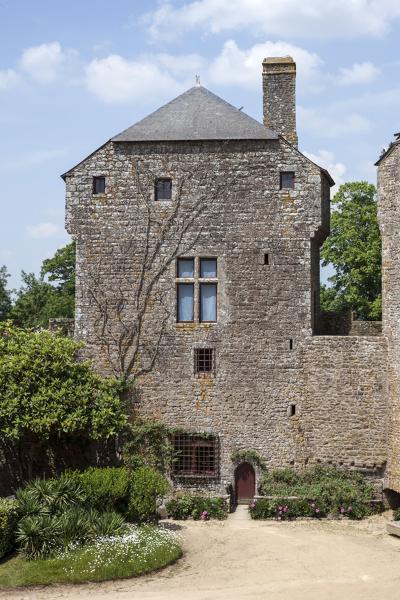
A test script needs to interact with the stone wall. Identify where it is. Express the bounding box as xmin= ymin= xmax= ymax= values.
xmin=377 ymin=141 xmax=400 ymax=493
xmin=303 ymin=336 xmax=387 ymax=472
xmin=318 ymin=311 xmax=382 ymax=336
